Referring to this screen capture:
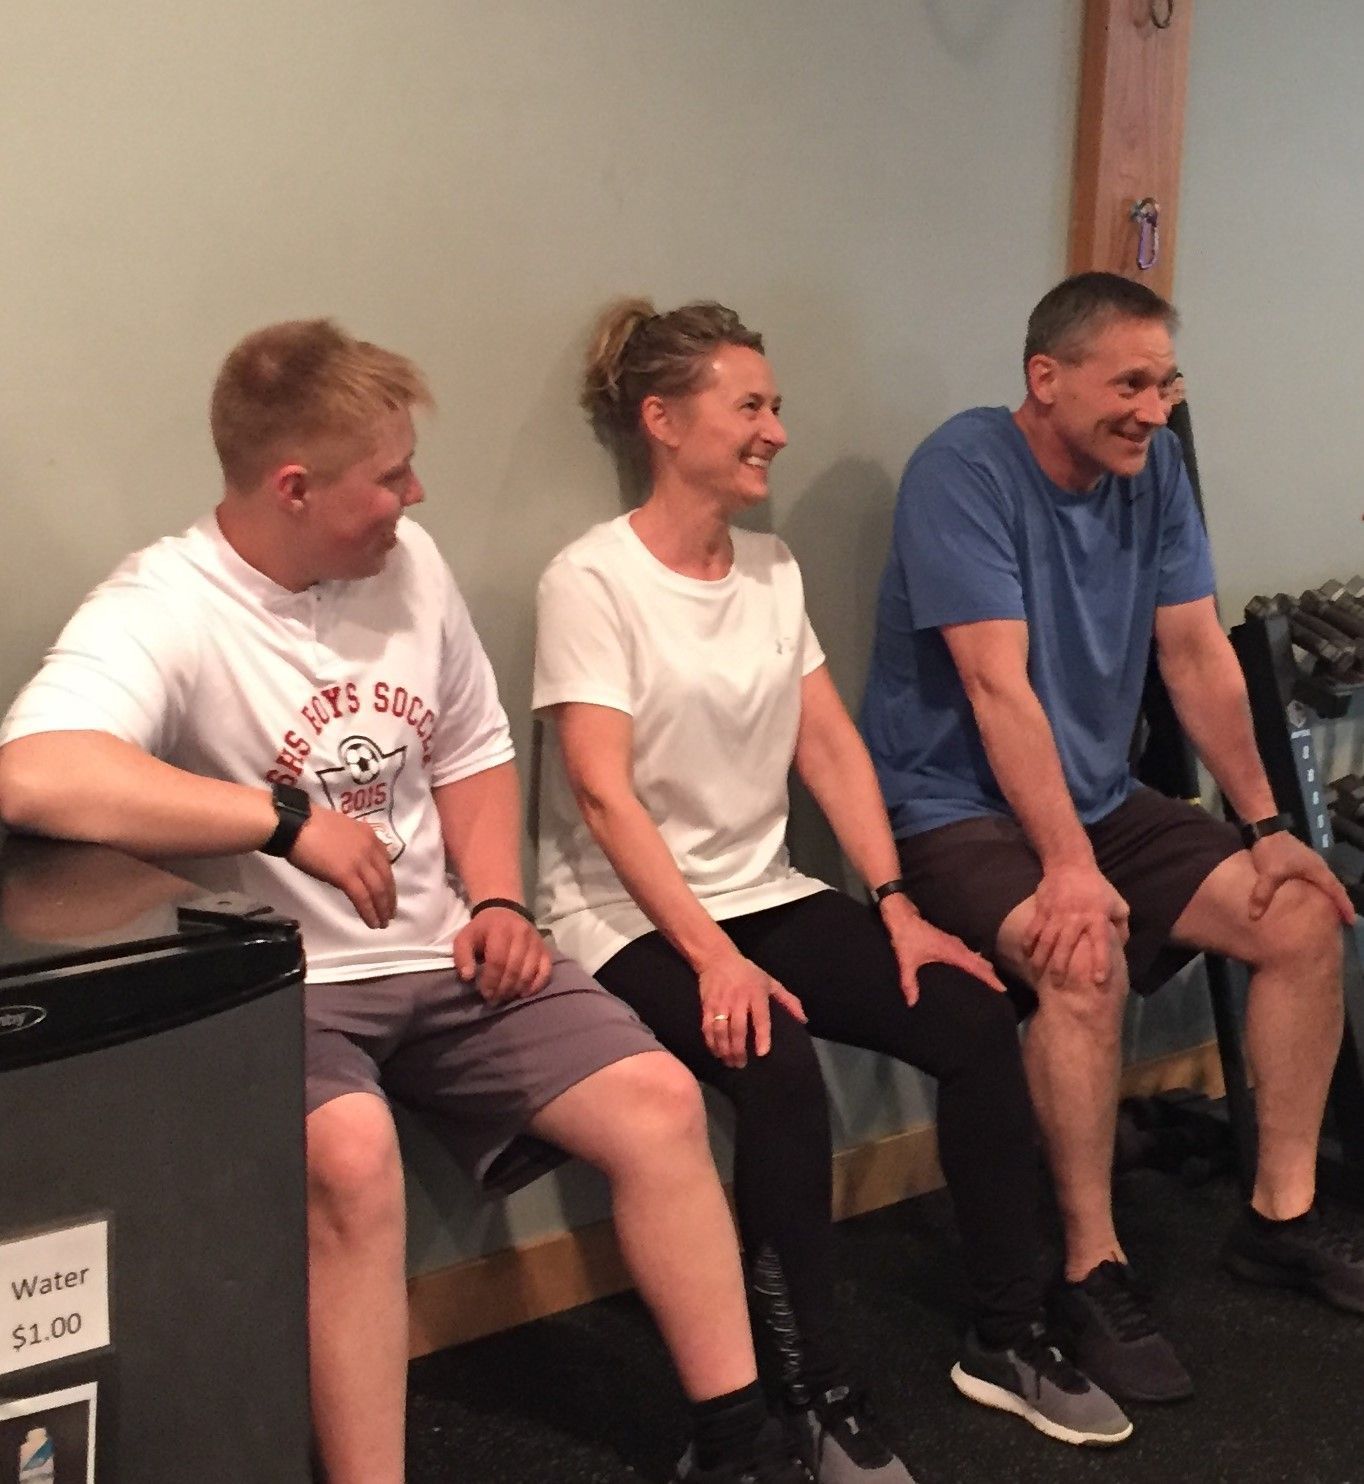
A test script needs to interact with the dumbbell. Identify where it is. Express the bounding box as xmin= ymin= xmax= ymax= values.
xmin=1330 ymin=775 xmax=1364 ymax=818
xmin=1316 ymin=580 xmax=1364 ymax=619
xmin=1245 ymin=593 xmax=1356 ymax=676
xmin=1289 ymin=618 xmax=1356 ymax=675
xmin=1293 ymin=607 xmax=1364 ymax=666
xmin=1302 ymin=589 xmax=1364 ymax=655
xmin=1330 ymin=809 xmax=1364 ymax=851
xmin=1245 ymin=593 xmax=1293 ymax=621
xmin=1301 ymin=590 xmax=1364 ymax=648
xmin=1316 ymin=586 xmax=1364 ymax=670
